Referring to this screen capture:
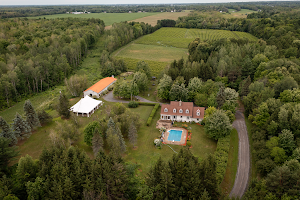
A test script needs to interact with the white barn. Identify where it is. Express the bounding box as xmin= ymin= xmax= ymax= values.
xmin=84 ymin=76 xmax=117 ymax=98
